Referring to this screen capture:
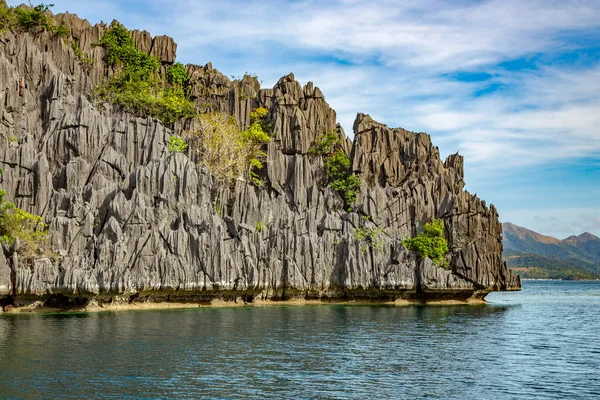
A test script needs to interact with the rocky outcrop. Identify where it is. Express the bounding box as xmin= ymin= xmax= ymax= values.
xmin=0 ymin=9 xmax=520 ymax=309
